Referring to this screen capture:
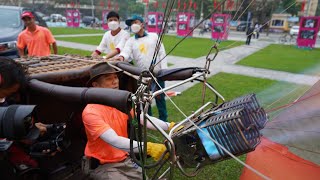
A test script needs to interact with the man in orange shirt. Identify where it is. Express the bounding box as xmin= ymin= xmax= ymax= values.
xmin=82 ymin=62 xmax=175 ymax=179
xmin=17 ymin=12 xmax=57 ymax=57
